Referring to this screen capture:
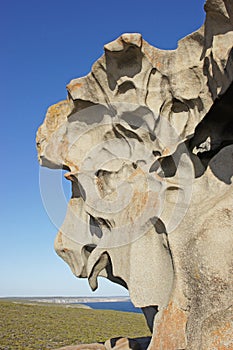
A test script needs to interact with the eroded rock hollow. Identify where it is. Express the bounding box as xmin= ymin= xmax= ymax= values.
xmin=36 ymin=0 xmax=233 ymax=349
